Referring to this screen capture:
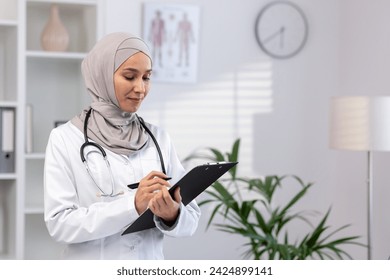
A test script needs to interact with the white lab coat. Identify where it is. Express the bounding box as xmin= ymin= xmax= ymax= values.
xmin=44 ymin=121 xmax=200 ymax=259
